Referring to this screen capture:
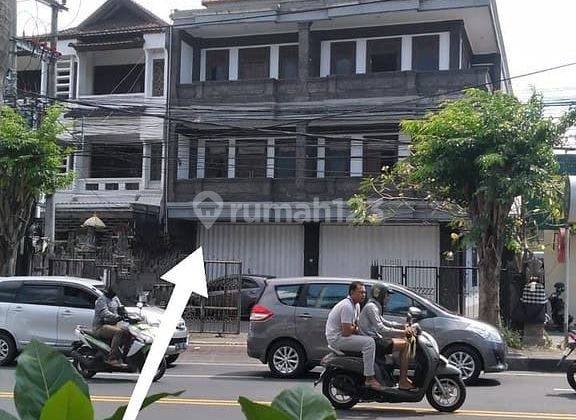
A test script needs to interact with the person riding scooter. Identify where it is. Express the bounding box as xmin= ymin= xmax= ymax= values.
xmin=93 ymin=285 xmax=131 ymax=367
xmin=358 ymin=284 xmax=415 ymax=390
